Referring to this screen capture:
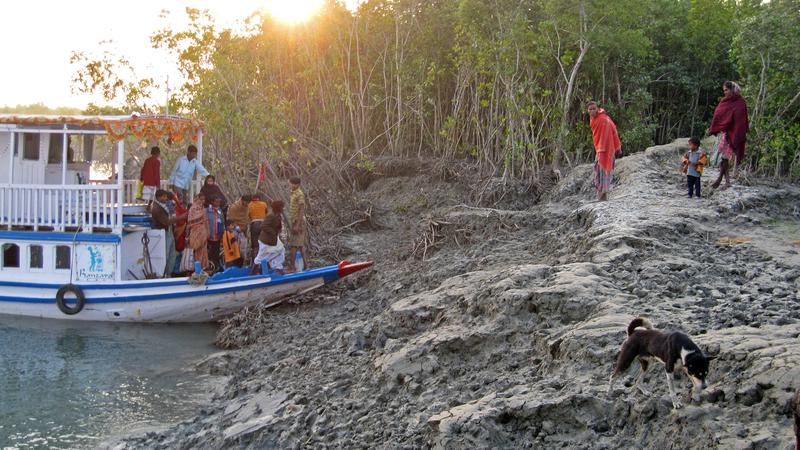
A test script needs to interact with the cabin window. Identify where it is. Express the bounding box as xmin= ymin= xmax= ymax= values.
xmin=22 ymin=133 xmax=40 ymax=160
xmin=48 ymin=134 xmax=84 ymax=164
xmin=29 ymin=245 xmax=43 ymax=269
xmin=2 ymin=243 xmax=20 ymax=268
xmin=82 ymin=135 xmax=94 ymax=161
xmin=55 ymin=245 xmax=71 ymax=270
